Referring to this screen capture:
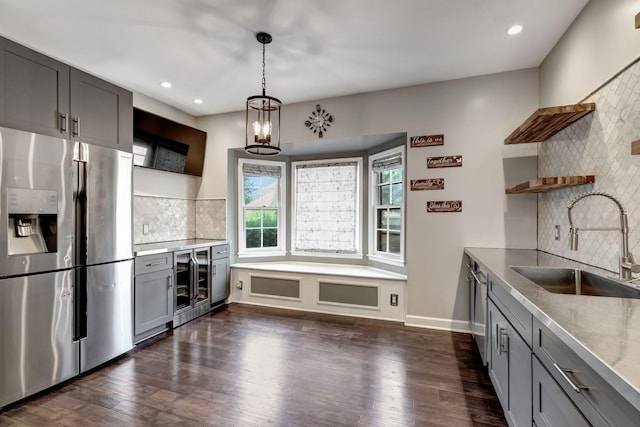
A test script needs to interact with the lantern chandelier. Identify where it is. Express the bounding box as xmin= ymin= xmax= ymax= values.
xmin=245 ymin=32 xmax=282 ymax=156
